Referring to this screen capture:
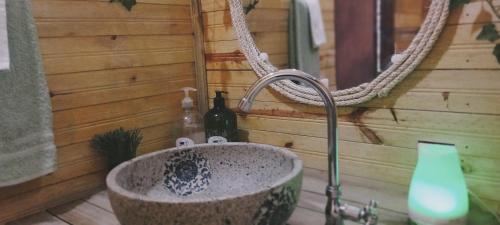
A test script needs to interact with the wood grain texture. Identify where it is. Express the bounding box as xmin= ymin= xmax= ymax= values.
xmin=8 ymin=169 xmax=408 ymax=225
xmin=7 ymin=212 xmax=68 ymax=225
xmin=201 ymin=0 xmax=500 ymax=215
xmin=48 ymin=201 xmax=120 ymax=225
xmin=202 ymin=0 xmax=336 ymax=86
xmin=0 ymin=0 xmax=194 ymax=223
xmin=191 ymin=0 xmax=209 ymax=115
